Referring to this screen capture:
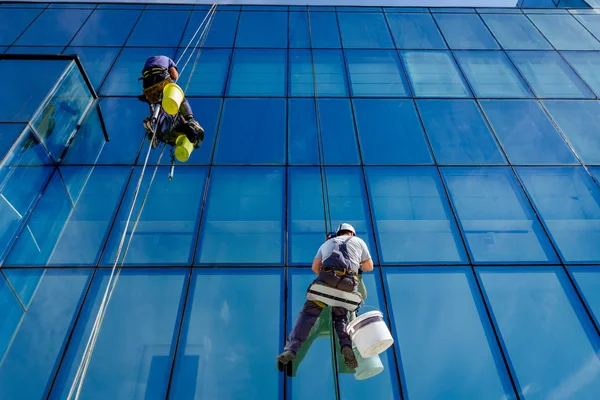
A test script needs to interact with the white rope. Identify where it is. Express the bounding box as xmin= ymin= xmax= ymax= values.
xmin=66 ymin=137 xmax=165 ymax=400
xmin=183 ymin=4 xmax=217 ymax=94
xmin=175 ymin=4 xmax=216 ymax=68
xmin=178 ymin=4 xmax=217 ymax=78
